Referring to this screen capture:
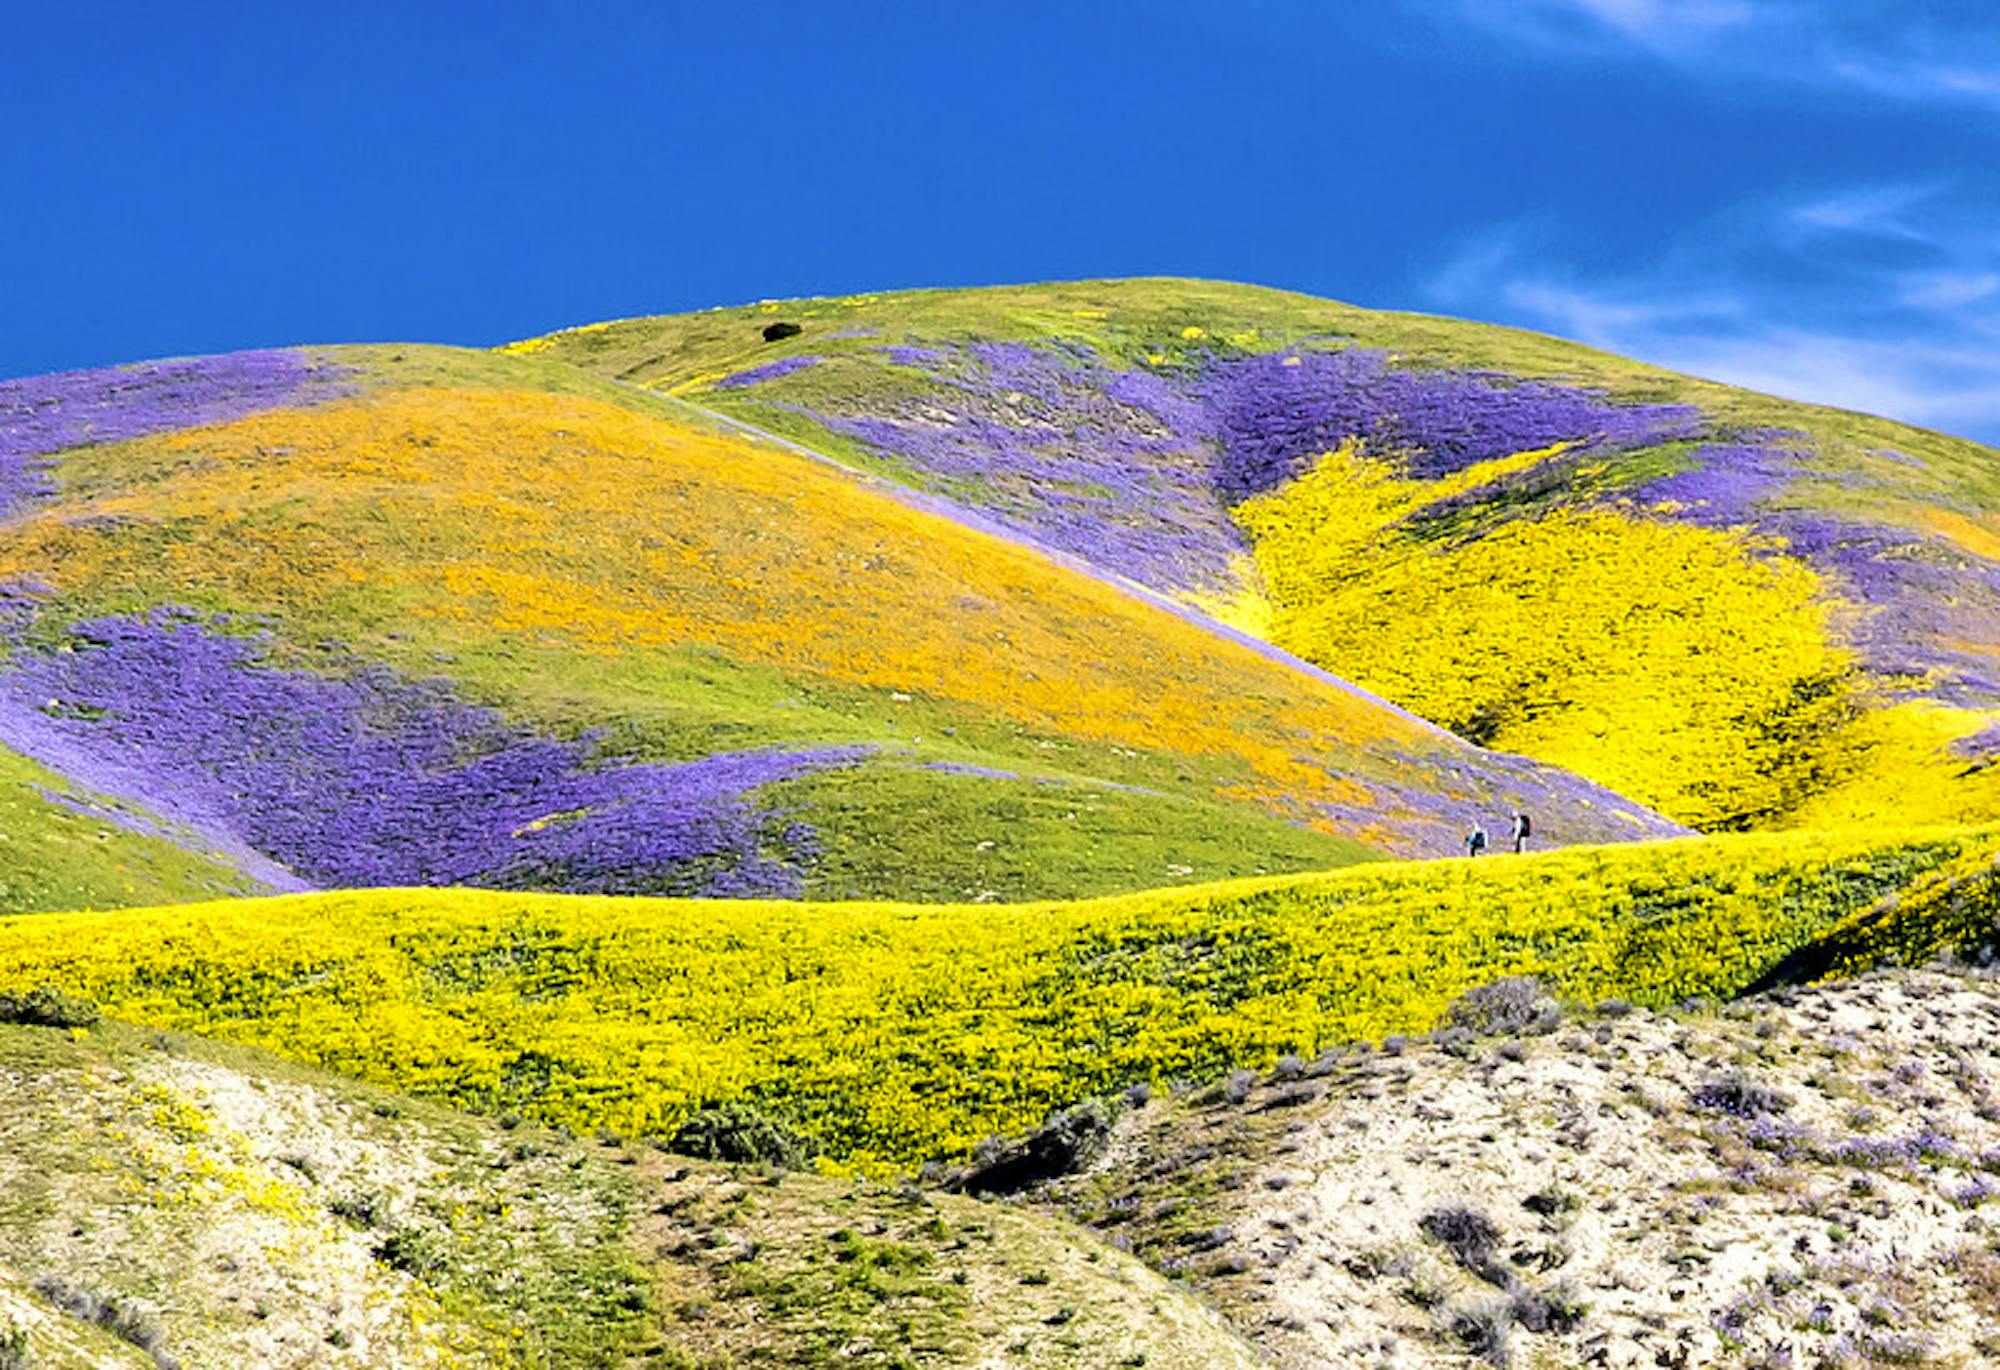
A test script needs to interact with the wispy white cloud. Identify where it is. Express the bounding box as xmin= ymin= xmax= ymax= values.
xmin=1434 ymin=1 xmax=2000 ymax=109
xmin=1901 ymin=271 xmax=2000 ymax=312
xmin=1426 ymin=182 xmax=2000 ymax=440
